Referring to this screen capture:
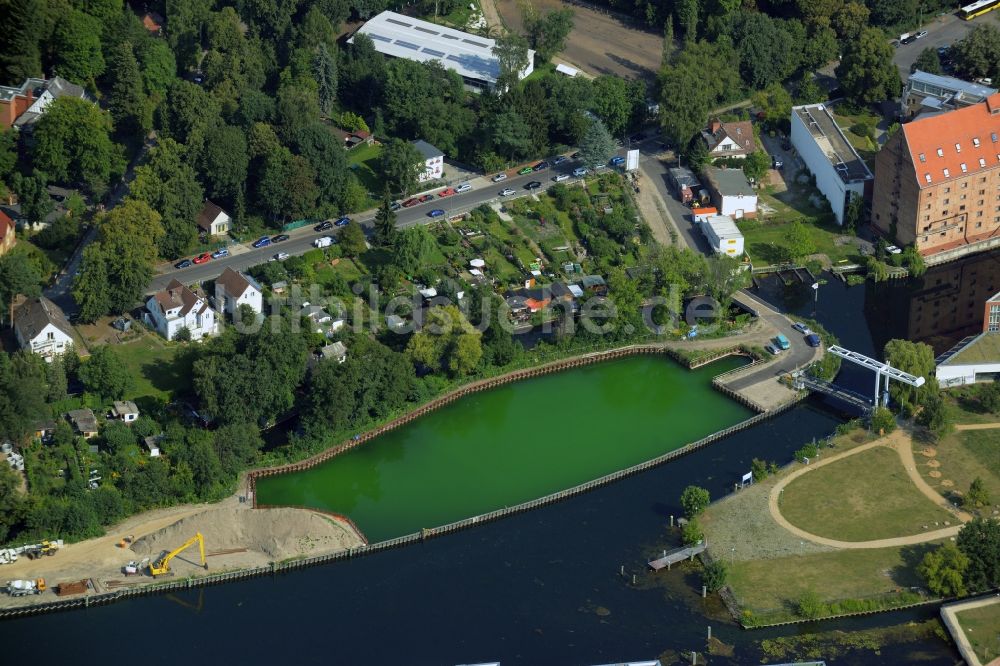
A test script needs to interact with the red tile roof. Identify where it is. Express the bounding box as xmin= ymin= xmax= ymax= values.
xmin=903 ymin=93 xmax=1000 ymax=190
xmin=154 ymin=279 xmax=208 ymax=317
xmin=0 ymin=210 xmax=13 ymax=242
